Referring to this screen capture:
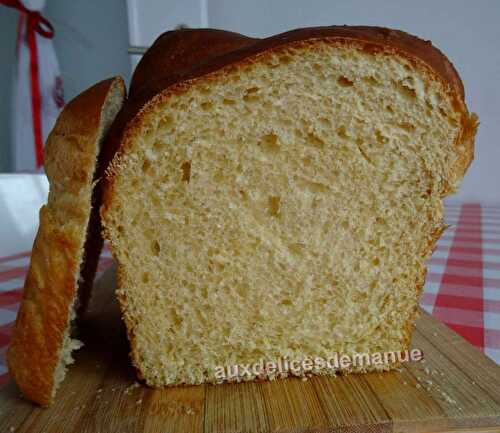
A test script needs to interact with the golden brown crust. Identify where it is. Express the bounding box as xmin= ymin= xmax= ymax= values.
xmin=450 ymin=112 xmax=479 ymax=188
xmin=7 ymin=77 xmax=125 ymax=406
xmin=130 ymin=26 xmax=465 ymax=102
xmin=129 ymin=28 xmax=256 ymax=97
